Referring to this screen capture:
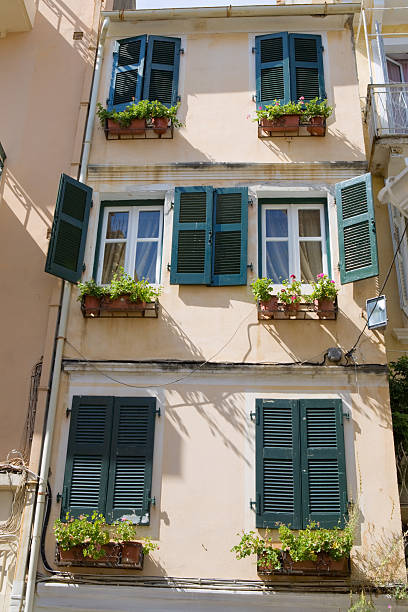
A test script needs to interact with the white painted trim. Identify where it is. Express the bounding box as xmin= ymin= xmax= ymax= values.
xmin=392 ymin=328 xmax=408 ymax=343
